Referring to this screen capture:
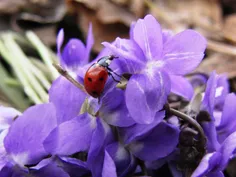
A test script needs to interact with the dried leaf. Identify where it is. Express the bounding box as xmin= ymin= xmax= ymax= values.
xmin=16 ymin=0 xmax=66 ymax=24
xmin=0 ymin=0 xmax=27 ymax=14
xmin=96 ymin=0 xmax=135 ymax=26
xmin=148 ymin=0 xmax=222 ymax=32
xmin=195 ymin=53 xmax=236 ymax=78
xmin=130 ymin=0 xmax=145 ymax=17
xmin=75 ymin=4 xmax=130 ymax=52
xmin=223 ymin=14 xmax=236 ymax=44
xmin=33 ymin=25 xmax=57 ymax=47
